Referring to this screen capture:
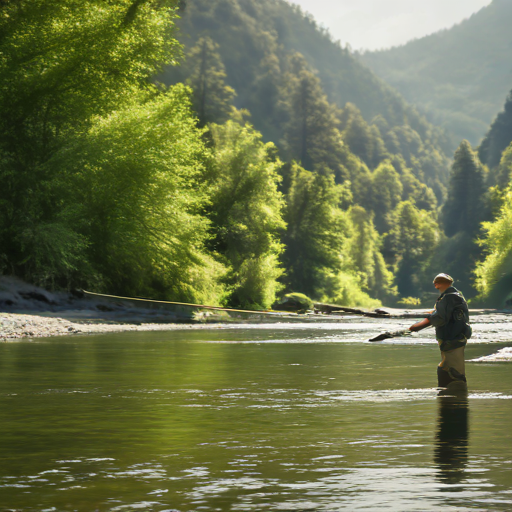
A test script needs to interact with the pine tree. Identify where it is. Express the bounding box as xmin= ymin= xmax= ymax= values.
xmin=338 ymin=103 xmax=388 ymax=170
xmin=280 ymin=164 xmax=379 ymax=307
xmin=347 ymin=206 xmax=397 ymax=301
xmin=479 ymin=91 xmax=512 ymax=170
xmin=185 ymin=37 xmax=236 ymax=125
xmin=280 ymin=54 xmax=349 ymax=182
xmin=442 ymin=140 xmax=486 ymax=237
